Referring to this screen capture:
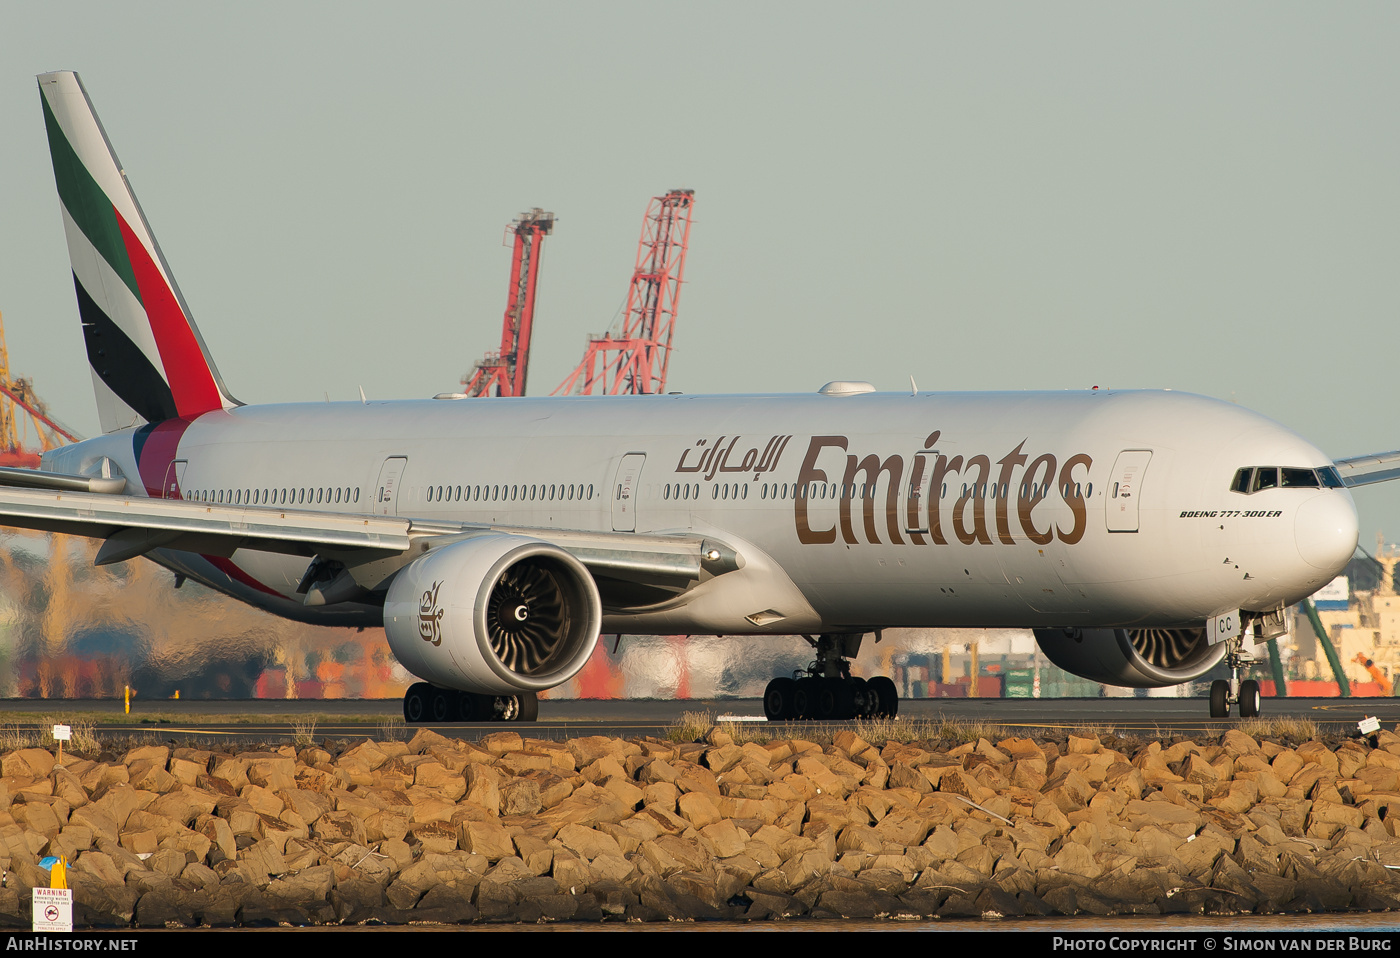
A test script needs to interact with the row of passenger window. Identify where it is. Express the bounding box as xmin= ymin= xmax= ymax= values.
xmin=420 ymin=483 xmax=596 ymax=504
xmin=1229 ymin=466 xmax=1344 ymax=494
xmin=187 ymin=473 xmax=1107 ymax=513
xmin=186 ymin=487 xmax=359 ymax=506
xmin=655 ymin=480 xmax=1089 ymax=503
